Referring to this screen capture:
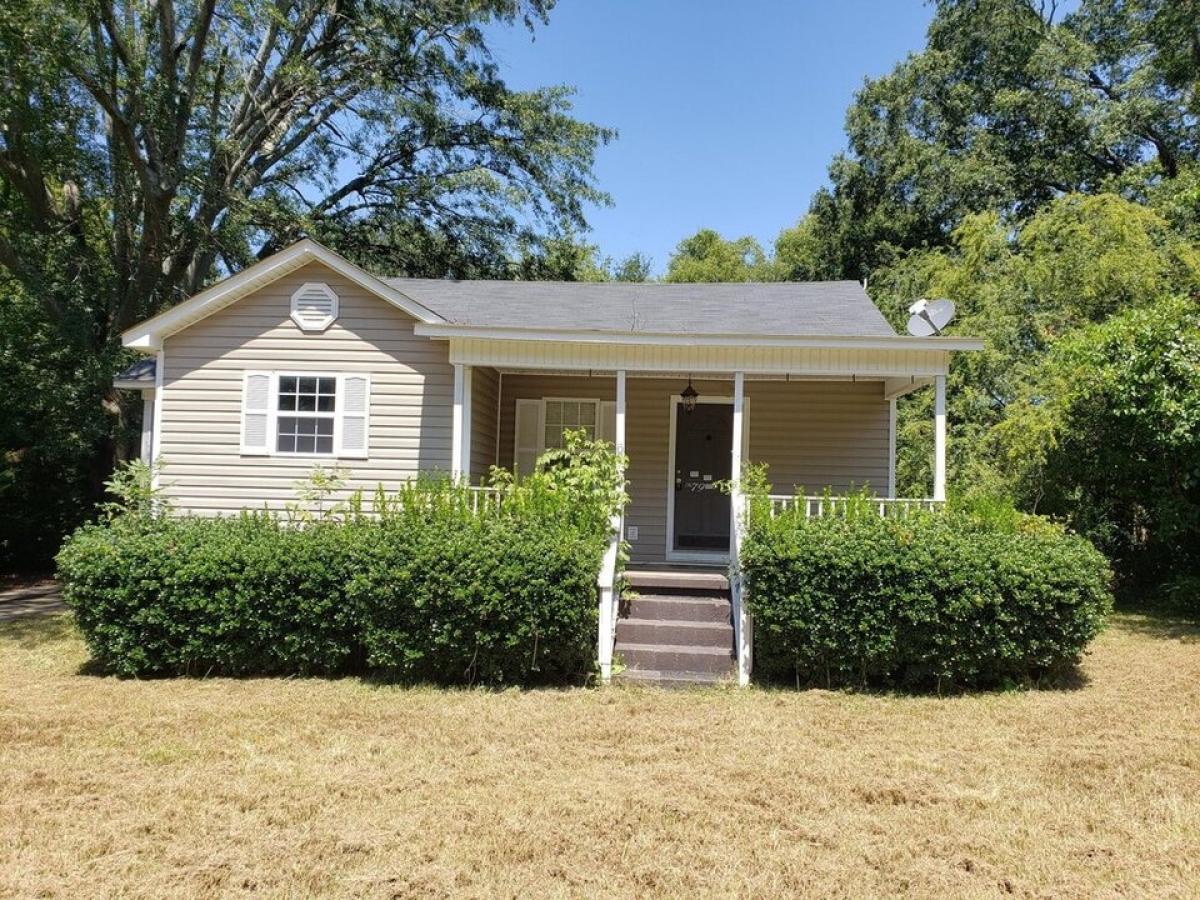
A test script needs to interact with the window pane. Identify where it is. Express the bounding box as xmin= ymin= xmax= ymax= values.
xmin=545 ymin=425 xmax=559 ymax=449
xmin=278 ymin=393 xmax=297 ymax=412
xmin=276 ymin=416 xmax=332 ymax=454
xmin=298 ymin=376 xmax=317 ymax=393
xmin=297 ymin=393 xmax=316 ymax=412
xmin=317 ymin=394 xmax=335 ymax=412
xmin=317 ymin=377 xmax=336 ymax=396
xmin=544 ymin=401 xmax=561 ymax=426
xmin=279 ymin=376 xmax=297 ymax=394
xmin=579 ymin=403 xmax=596 ymax=426
xmin=563 ymin=403 xmax=579 ymax=427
